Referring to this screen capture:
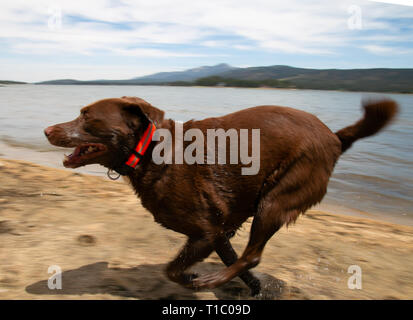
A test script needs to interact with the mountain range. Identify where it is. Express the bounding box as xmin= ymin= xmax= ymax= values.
xmin=131 ymin=63 xmax=237 ymax=82
xmin=36 ymin=64 xmax=413 ymax=93
xmin=37 ymin=63 xmax=236 ymax=85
